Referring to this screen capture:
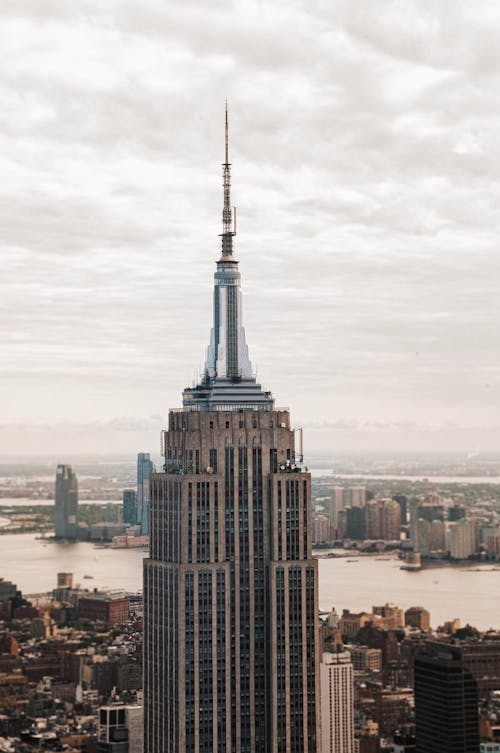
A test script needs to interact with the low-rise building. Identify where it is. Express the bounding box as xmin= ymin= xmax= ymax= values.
xmin=347 ymin=646 xmax=382 ymax=674
xmin=404 ymin=607 xmax=430 ymax=632
xmin=372 ymin=604 xmax=404 ymax=630
xmin=98 ymin=704 xmax=143 ymax=753
xmin=78 ymin=591 xmax=130 ymax=627
xmin=340 ymin=610 xmax=372 ymax=641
